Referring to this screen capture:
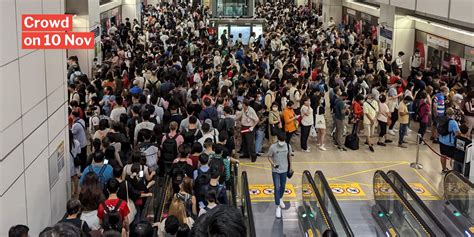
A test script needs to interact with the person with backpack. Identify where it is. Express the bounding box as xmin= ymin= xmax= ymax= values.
xmin=180 ymin=106 xmax=202 ymax=134
xmin=137 ymin=129 xmax=160 ymax=172
xmin=198 ymin=123 xmax=219 ymax=146
xmin=170 ymin=145 xmax=194 ymax=194
xmin=217 ymin=106 xmax=236 ymax=153
xmin=438 ymin=108 xmax=461 ymax=174
xmin=97 ymin=179 xmax=130 ymax=233
xmin=175 ymin=177 xmax=198 ymax=218
xmin=122 ymin=152 xmax=155 ymax=182
xmin=71 ymin=111 xmax=88 ymax=171
xmin=182 ymin=116 xmax=203 ymax=146
xmin=134 ymin=110 xmax=156 ymax=145
xmin=198 ymin=190 xmax=218 ymax=217
xmin=127 ymin=105 xmax=143 ymax=146
xmin=59 ymin=199 xmax=91 ymax=237
xmin=80 ymin=152 xmax=113 ymax=188
xmin=161 ymin=122 xmax=184 ymax=175
xmin=199 ymin=98 xmax=219 ymax=127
